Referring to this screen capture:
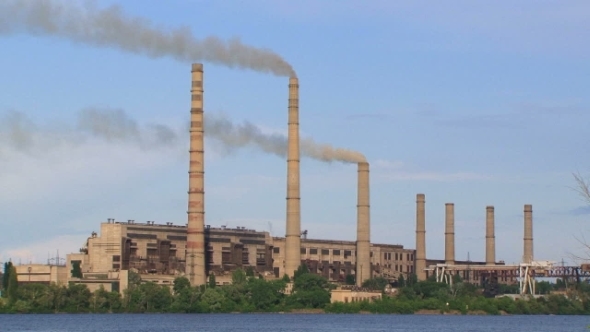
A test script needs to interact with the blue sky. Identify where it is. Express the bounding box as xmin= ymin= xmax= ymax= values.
xmin=1 ymin=0 xmax=589 ymax=266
